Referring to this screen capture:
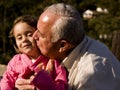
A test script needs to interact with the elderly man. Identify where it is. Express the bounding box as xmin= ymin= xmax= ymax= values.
xmin=16 ymin=3 xmax=120 ymax=90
